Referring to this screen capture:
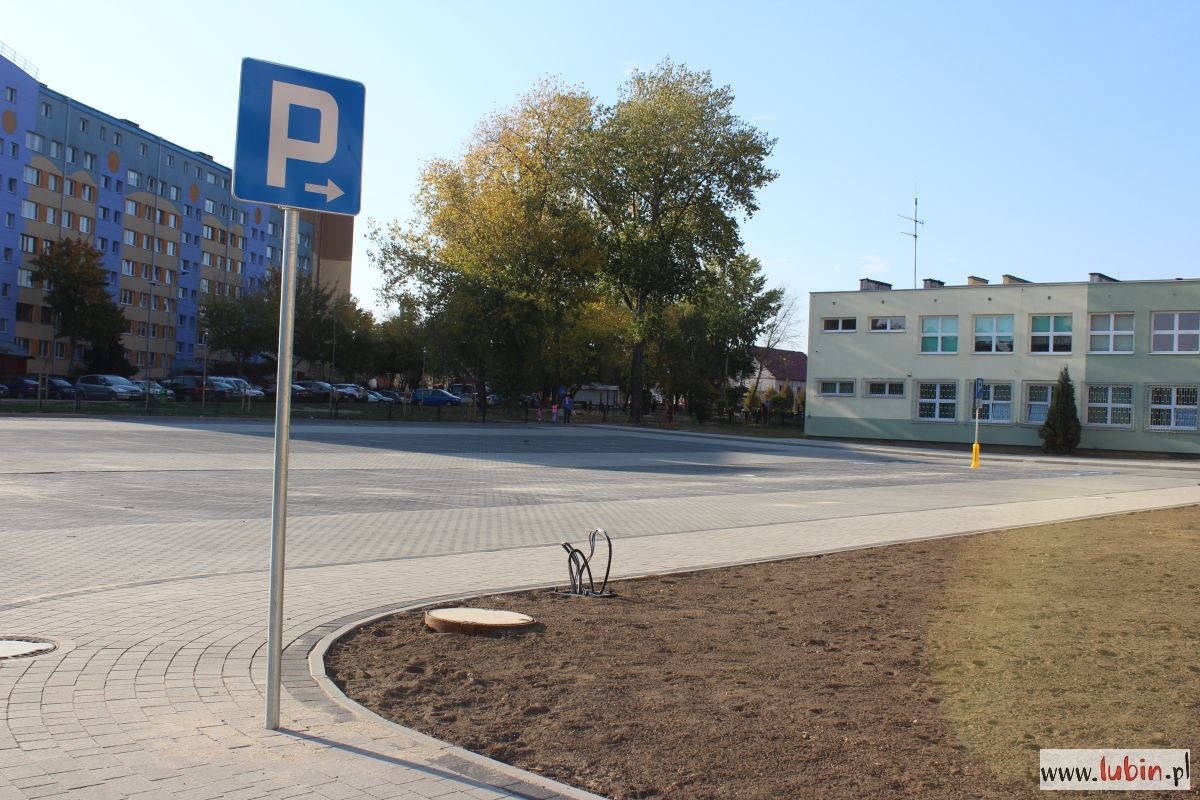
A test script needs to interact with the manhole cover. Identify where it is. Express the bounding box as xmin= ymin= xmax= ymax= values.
xmin=424 ymin=608 xmax=535 ymax=635
xmin=0 ymin=638 xmax=57 ymax=660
